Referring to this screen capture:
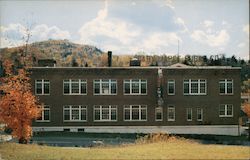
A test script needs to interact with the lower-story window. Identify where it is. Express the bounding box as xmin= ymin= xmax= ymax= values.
xmin=219 ymin=104 xmax=233 ymax=117
xmin=186 ymin=108 xmax=192 ymax=121
xmin=94 ymin=105 xmax=117 ymax=121
xmin=197 ymin=108 xmax=203 ymax=121
xmin=124 ymin=105 xmax=147 ymax=121
xmin=36 ymin=105 xmax=50 ymax=122
xmin=168 ymin=105 xmax=175 ymax=121
xmin=63 ymin=105 xmax=87 ymax=121
xmin=155 ymin=107 xmax=163 ymax=121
